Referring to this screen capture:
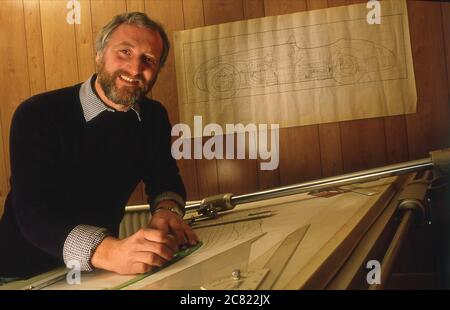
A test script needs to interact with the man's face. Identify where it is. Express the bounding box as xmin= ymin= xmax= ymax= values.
xmin=96 ymin=24 xmax=163 ymax=106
